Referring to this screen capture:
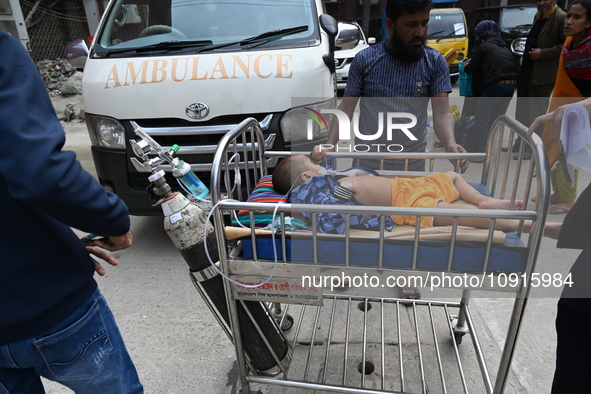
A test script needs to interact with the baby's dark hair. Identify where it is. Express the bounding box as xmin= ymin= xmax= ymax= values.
xmin=272 ymin=155 xmax=312 ymax=195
